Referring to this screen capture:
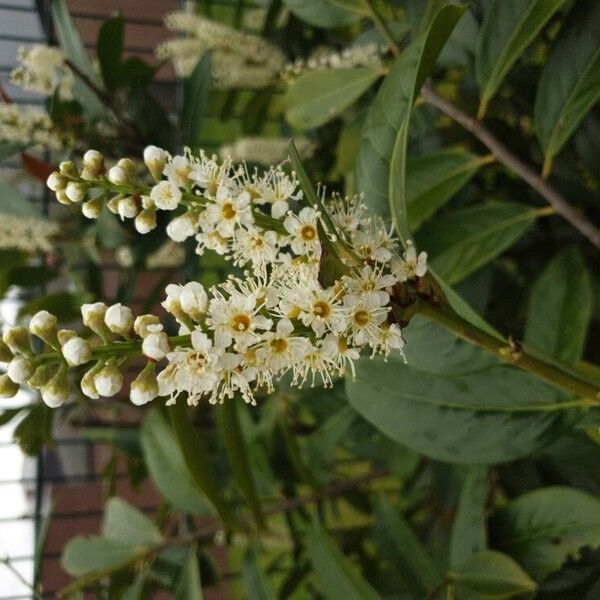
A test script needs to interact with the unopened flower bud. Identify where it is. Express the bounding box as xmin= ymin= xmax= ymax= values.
xmin=3 ymin=326 xmax=31 ymax=355
xmin=29 ymin=310 xmax=58 ymax=346
xmin=41 ymin=365 xmax=69 ymax=408
xmin=61 ymin=336 xmax=92 ymax=366
xmin=55 ymin=190 xmax=72 ymax=205
xmin=117 ymin=196 xmax=138 ymax=220
xmin=117 ymin=158 xmax=136 ymax=177
xmin=94 ymin=362 xmax=123 ymax=397
xmin=47 ymin=171 xmax=66 ymax=192
xmin=0 ymin=339 xmax=13 ymax=363
xmin=133 ymin=315 xmax=162 ymax=338
xmin=130 ymin=362 xmax=159 ymax=406
xmin=80 ymin=364 xmax=100 ymax=399
xmin=108 ymin=165 xmax=128 ymax=185
xmin=104 ymin=303 xmax=134 ymax=337
xmin=135 ymin=208 xmax=157 ymax=234
xmin=144 ymin=145 xmax=167 ymax=181
xmin=59 ymin=160 xmax=78 ymax=178
xmin=27 ymin=363 xmax=60 ymax=389
xmin=162 ymin=284 xmax=185 ymax=320
xmin=7 ymin=356 xmax=34 ymax=384
xmin=166 ymin=212 xmax=197 ymax=242
xmin=65 ymin=181 xmax=85 ymax=203
xmin=142 ymin=331 xmax=170 ymax=361
xmin=81 ymin=302 xmax=109 ymax=337
xmin=57 ymin=329 xmax=76 ymax=345
xmin=106 ymin=196 xmax=120 ymax=214
xmin=83 ymin=149 xmax=104 ymax=170
xmin=82 ymin=196 xmax=103 ymax=219
xmin=0 ymin=373 xmax=19 ymax=398
xmin=180 ymin=282 xmax=207 ymax=321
